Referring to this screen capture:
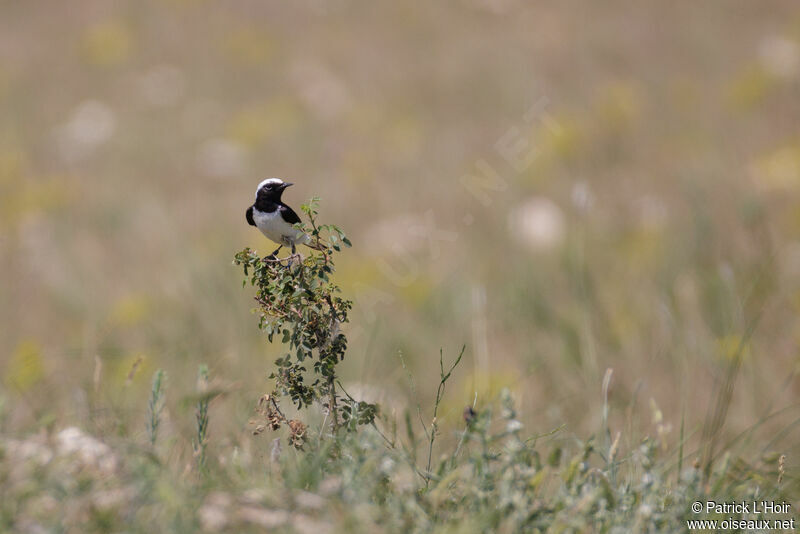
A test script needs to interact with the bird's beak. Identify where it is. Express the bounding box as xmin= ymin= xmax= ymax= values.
xmin=281 ymin=182 xmax=293 ymax=189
